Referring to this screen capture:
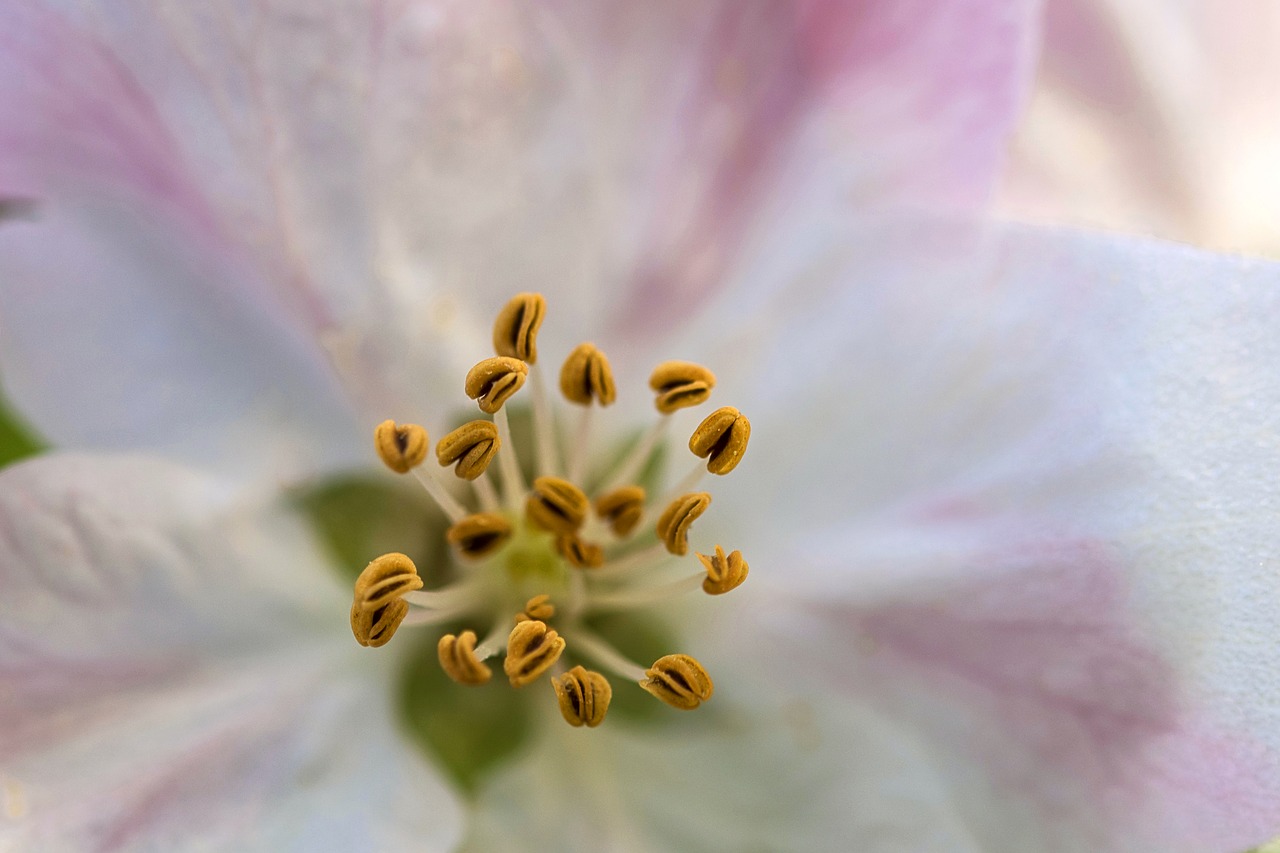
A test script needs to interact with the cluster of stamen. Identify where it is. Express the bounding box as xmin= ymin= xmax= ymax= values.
xmin=350 ymin=293 xmax=752 ymax=728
